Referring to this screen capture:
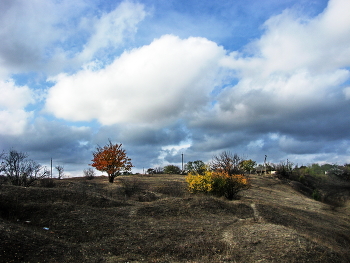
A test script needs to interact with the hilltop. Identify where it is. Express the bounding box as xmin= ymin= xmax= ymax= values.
xmin=0 ymin=174 xmax=349 ymax=262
